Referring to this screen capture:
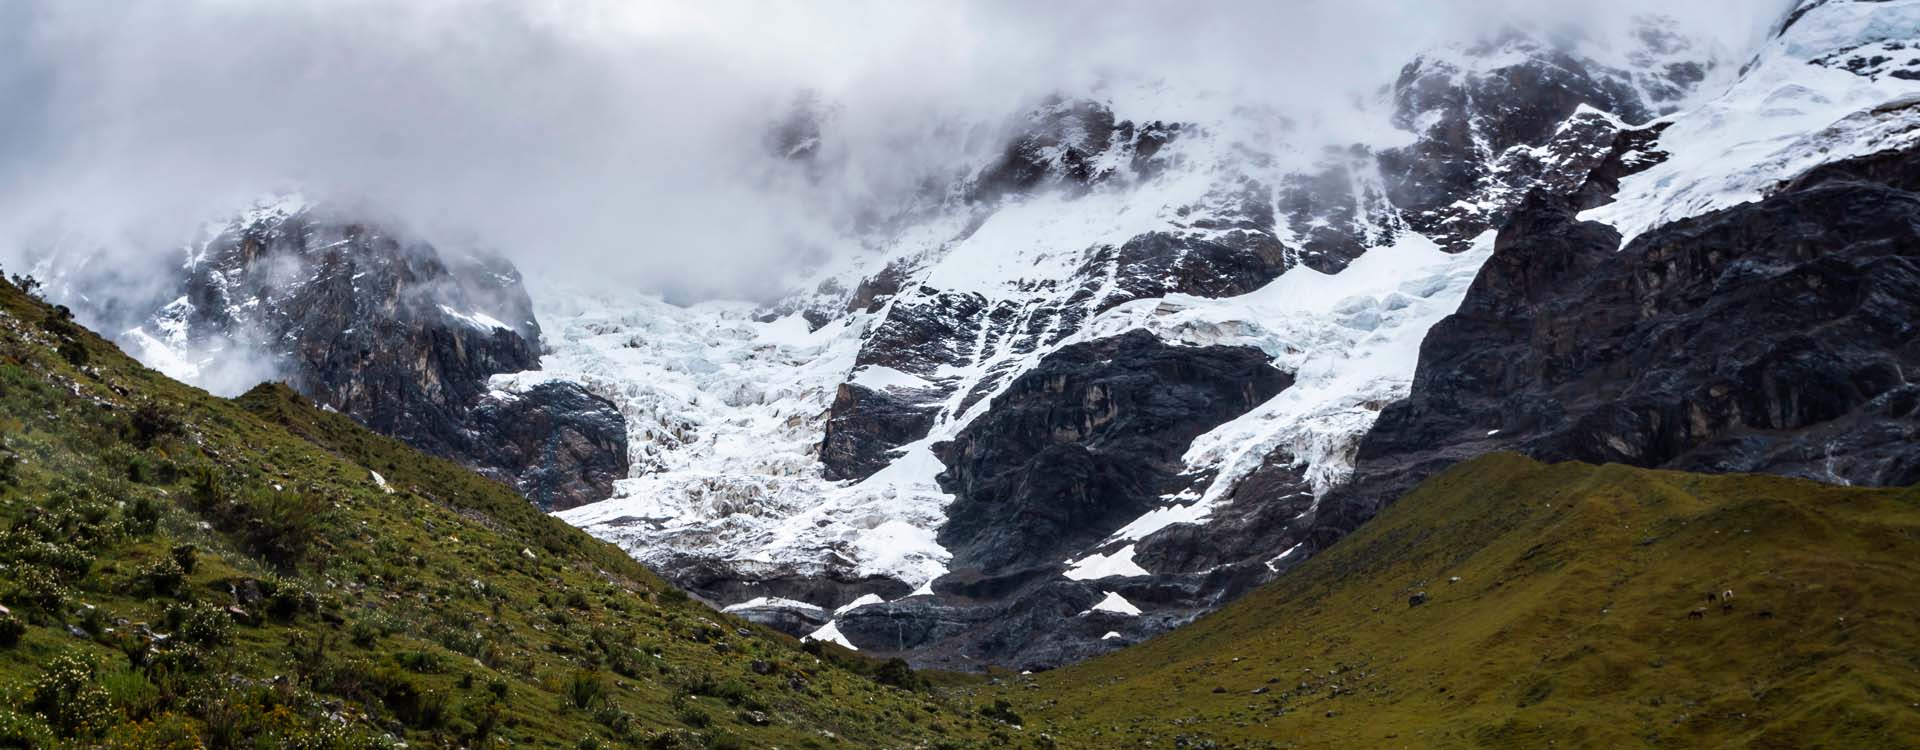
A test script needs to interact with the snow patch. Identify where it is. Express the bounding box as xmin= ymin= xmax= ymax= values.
xmin=1063 ymin=544 xmax=1150 ymax=581
xmin=1085 ymin=591 xmax=1142 ymax=616
xmin=803 ymin=621 xmax=857 ymax=650
xmin=834 ymin=593 xmax=887 ymax=616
